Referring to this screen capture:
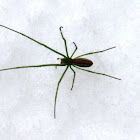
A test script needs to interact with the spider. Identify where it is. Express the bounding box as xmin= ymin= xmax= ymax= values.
xmin=0 ymin=25 xmax=121 ymax=118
